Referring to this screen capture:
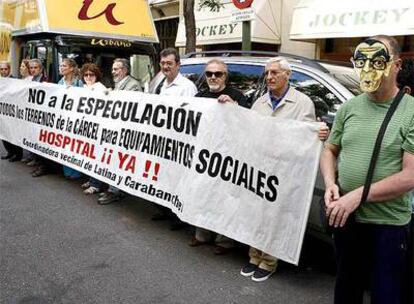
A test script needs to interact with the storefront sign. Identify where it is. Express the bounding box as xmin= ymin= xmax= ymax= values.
xmin=290 ymin=0 xmax=414 ymax=39
xmin=176 ymin=0 xmax=280 ymax=46
xmin=90 ymin=38 xmax=132 ymax=48
xmin=309 ymin=8 xmax=410 ymax=28
xmin=195 ymin=23 xmax=238 ymax=38
xmin=4 ymin=0 xmax=158 ymax=42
